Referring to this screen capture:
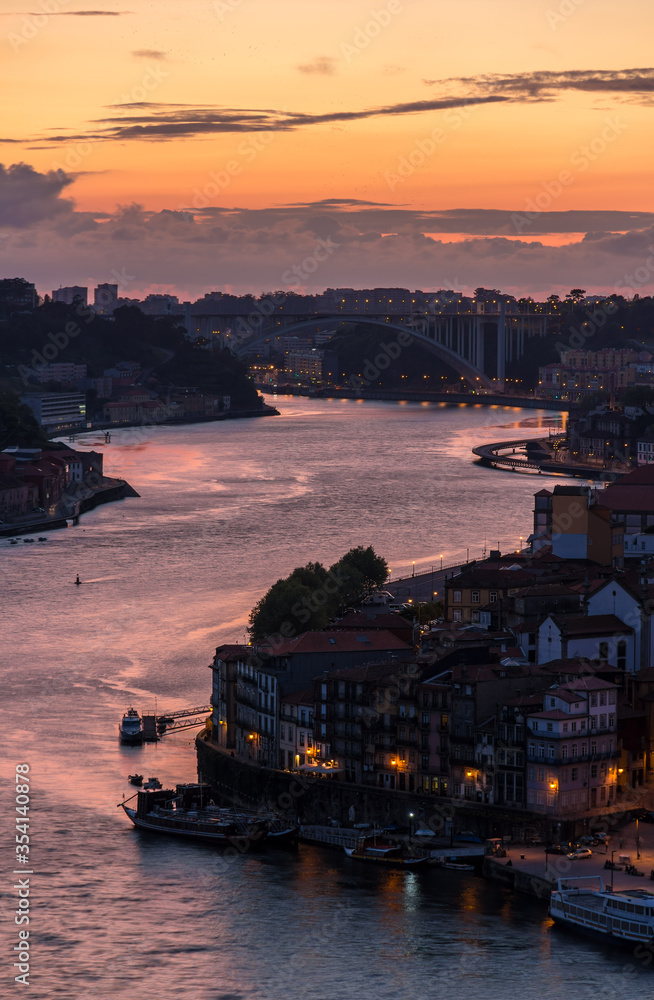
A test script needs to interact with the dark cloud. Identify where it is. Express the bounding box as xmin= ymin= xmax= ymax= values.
xmin=23 ymin=95 xmax=508 ymax=145
xmin=14 ymin=66 xmax=653 ymax=147
xmin=132 ymin=49 xmax=167 ymax=60
xmin=1 ymin=9 xmax=132 ymax=15
xmin=3 ymin=164 xmax=654 ymax=299
xmin=424 ymin=67 xmax=654 ymax=102
xmin=297 ymin=56 xmax=337 ymax=76
xmin=42 ymin=9 xmax=128 ymax=14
